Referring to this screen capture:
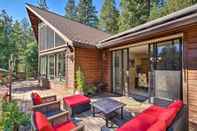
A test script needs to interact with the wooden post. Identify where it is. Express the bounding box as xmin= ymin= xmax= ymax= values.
xmin=8 ymin=54 xmax=15 ymax=102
